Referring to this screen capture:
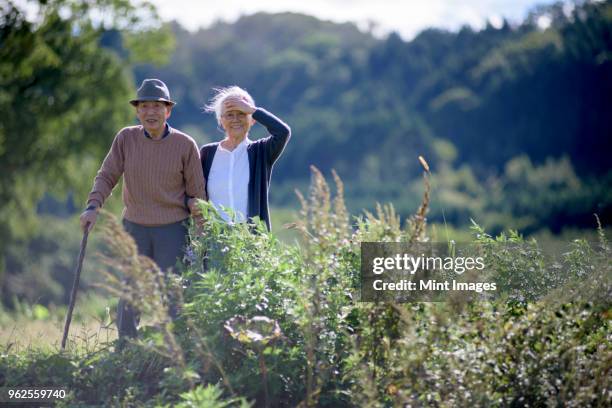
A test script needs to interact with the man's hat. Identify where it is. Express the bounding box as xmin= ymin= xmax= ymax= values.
xmin=129 ymin=78 xmax=176 ymax=106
